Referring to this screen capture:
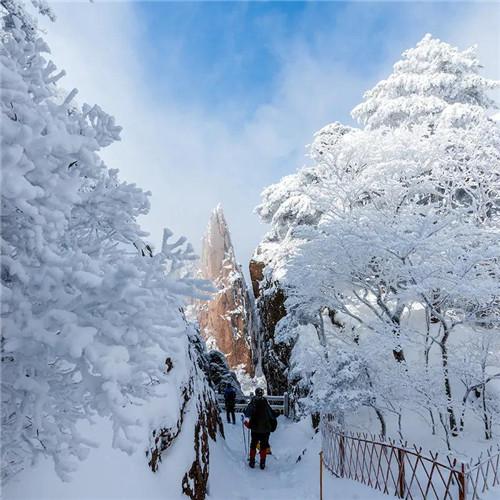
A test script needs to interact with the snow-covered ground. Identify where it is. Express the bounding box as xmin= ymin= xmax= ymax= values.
xmin=4 ymin=410 xmax=392 ymax=500
xmin=5 ymin=409 xmax=500 ymax=500
xmin=3 ymin=405 xmax=202 ymax=500
xmin=208 ymin=415 xmax=388 ymax=500
xmin=210 ymin=413 xmax=500 ymax=500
